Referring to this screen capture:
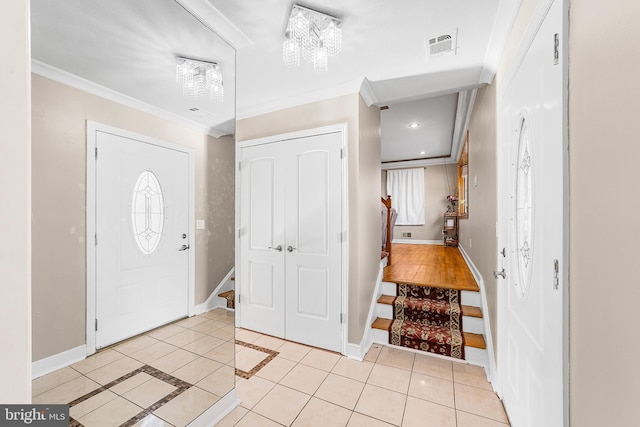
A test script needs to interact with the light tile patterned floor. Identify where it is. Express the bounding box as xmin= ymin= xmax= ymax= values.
xmin=32 ymin=309 xmax=510 ymax=427
xmin=220 ymin=331 xmax=510 ymax=427
xmin=32 ymin=309 xmax=235 ymax=427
